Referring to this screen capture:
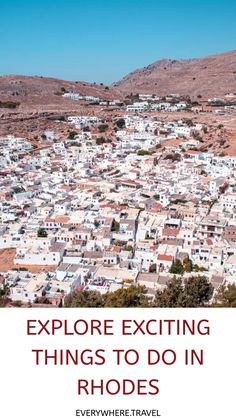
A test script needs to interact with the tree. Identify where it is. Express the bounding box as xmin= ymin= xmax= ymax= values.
xmin=96 ymin=137 xmax=106 ymax=145
xmin=183 ymin=256 xmax=193 ymax=273
xmin=0 ymin=297 xmax=6 ymax=308
xmin=34 ymin=296 xmax=52 ymax=305
xmin=104 ymin=285 xmax=149 ymax=308
xmin=0 ymin=100 xmax=20 ymax=109
xmin=164 ymin=153 xmax=181 ymax=162
xmin=126 ymin=245 xmax=133 ymax=252
xmin=169 ymin=259 xmax=184 ymax=275
xmin=0 ymin=285 xmax=10 ymax=307
xmin=154 ymin=277 xmax=184 ymax=307
xmin=64 ymin=285 xmax=149 ymax=308
xmin=154 ymin=276 xmax=213 ymax=308
xmin=116 ymin=118 xmax=126 ymax=129
xmin=11 ymin=300 xmax=22 ymax=307
xmin=213 ymin=284 xmax=236 ymax=307
xmin=68 ymin=131 xmax=78 ymax=140
xmin=111 ymin=219 xmax=120 ymax=231
xmin=137 ymin=150 xmax=152 ymax=156
xmin=98 ymin=124 xmax=109 ymax=133
xmin=37 ymin=228 xmax=48 ymax=238
xmin=182 ymin=276 xmax=213 ymax=307
xmin=219 ymin=183 xmax=229 ymax=194
xmin=185 ymin=119 xmax=194 ymax=127
xmin=149 ymin=263 xmax=157 ymax=273
xmin=64 ymin=290 xmax=105 ymax=308
xmin=193 ymin=264 xmax=208 ymax=272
